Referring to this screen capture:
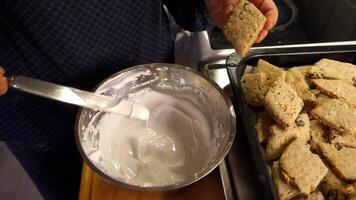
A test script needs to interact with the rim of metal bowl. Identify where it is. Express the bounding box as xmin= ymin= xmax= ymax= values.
xmin=74 ymin=63 xmax=236 ymax=192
